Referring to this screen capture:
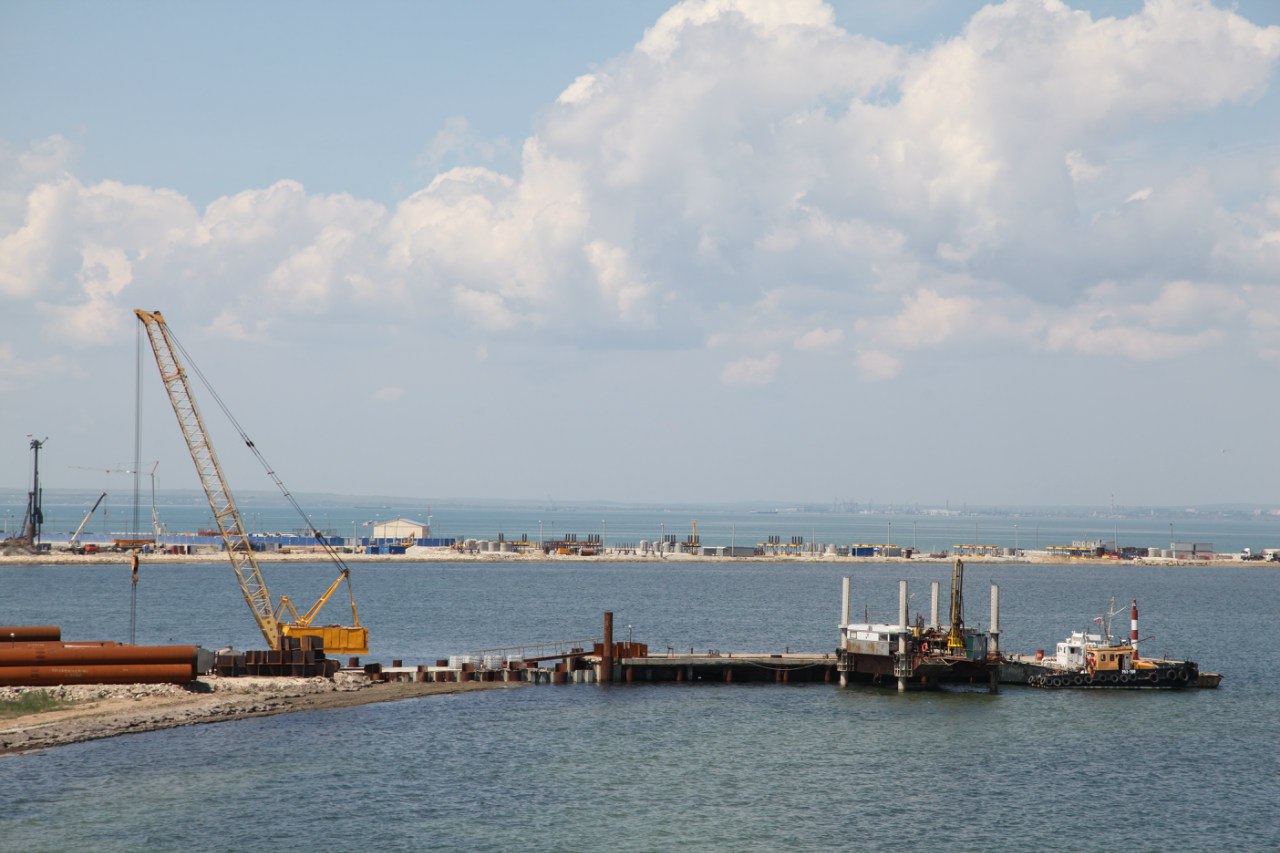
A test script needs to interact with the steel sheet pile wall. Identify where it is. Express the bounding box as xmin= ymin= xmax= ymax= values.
xmin=213 ymin=634 xmax=338 ymax=678
xmin=0 ymin=627 xmax=198 ymax=686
